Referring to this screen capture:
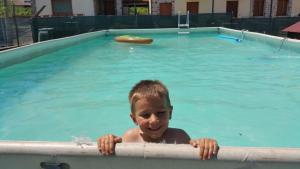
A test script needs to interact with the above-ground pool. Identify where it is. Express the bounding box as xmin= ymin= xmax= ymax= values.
xmin=0 ymin=28 xmax=299 ymax=148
